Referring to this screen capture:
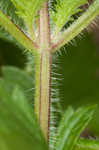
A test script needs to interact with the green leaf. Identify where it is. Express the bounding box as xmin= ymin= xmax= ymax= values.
xmin=52 ymin=0 xmax=99 ymax=52
xmin=55 ymin=105 xmax=96 ymax=150
xmin=51 ymin=0 xmax=88 ymax=37
xmin=0 ymin=0 xmax=26 ymax=43
xmin=0 ymin=0 xmax=32 ymax=47
xmin=11 ymin=0 xmax=47 ymax=39
xmin=74 ymin=138 xmax=99 ymax=150
xmin=0 ymin=0 xmax=24 ymax=27
xmin=1 ymin=66 xmax=34 ymax=101
xmin=0 ymin=83 xmax=48 ymax=150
